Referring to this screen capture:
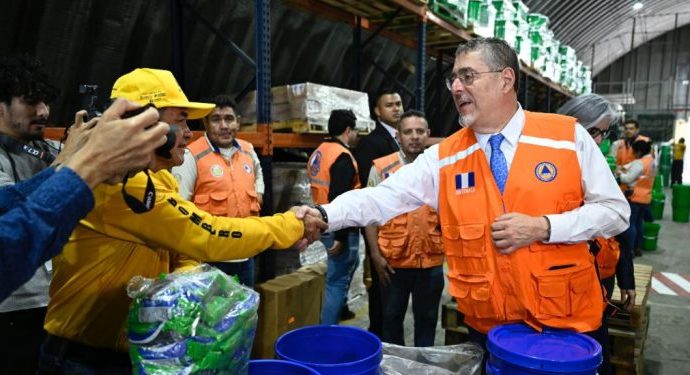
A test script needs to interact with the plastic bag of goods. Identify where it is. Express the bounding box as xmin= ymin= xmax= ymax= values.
xmin=126 ymin=265 xmax=259 ymax=374
xmin=380 ymin=342 xmax=484 ymax=375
